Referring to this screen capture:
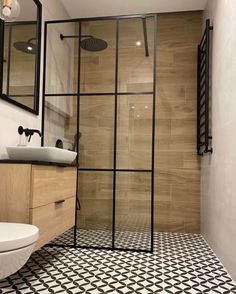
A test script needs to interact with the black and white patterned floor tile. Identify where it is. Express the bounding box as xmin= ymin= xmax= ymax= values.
xmin=53 ymin=228 xmax=151 ymax=250
xmin=1 ymin=230 xmax=236 ymax=294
